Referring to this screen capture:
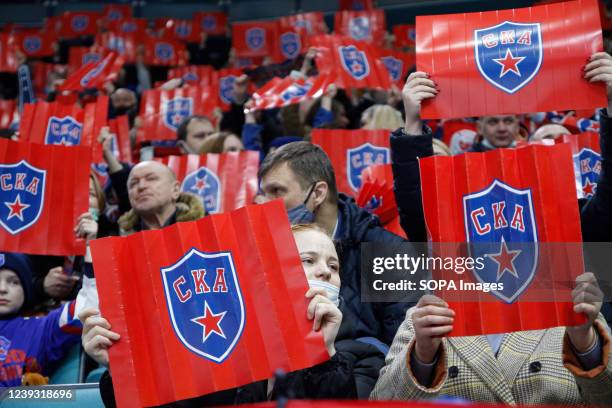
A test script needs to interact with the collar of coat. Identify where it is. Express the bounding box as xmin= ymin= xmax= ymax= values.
xmin=118 ymin=192 xmax=205 ymax=235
